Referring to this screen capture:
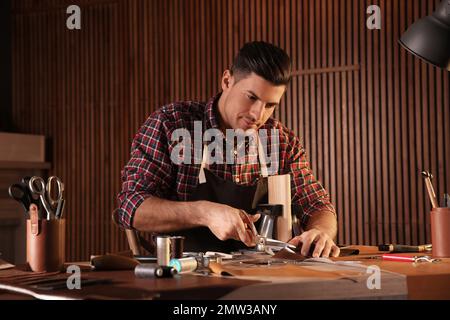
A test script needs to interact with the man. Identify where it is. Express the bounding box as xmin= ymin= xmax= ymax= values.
xmin=118 ymin=41 xmax=340 ymax=258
